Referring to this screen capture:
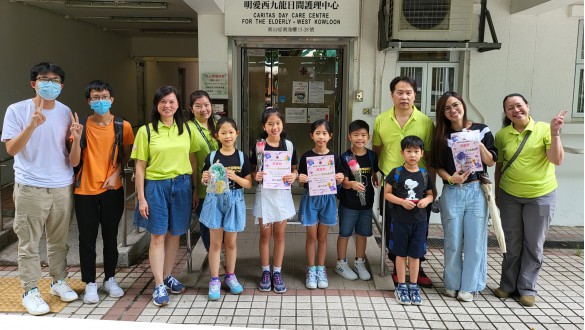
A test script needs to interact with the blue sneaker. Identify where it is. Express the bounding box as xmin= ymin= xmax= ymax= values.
xmin=208 ymin=280 xmax=221 ymax=301
xmin=306 ymin=266 xmax=317 ymax=289
xmin=272 ymin=272 xmax=287 ymax=294
xmin=224 ymin=275 xmax=243 ymax=295
xmin=163 ymin=275 xmax=185 ymax=294
xmin=409 ymin=284 xmax=423 ymax=305
xmin=395 ymin=283 xmax=411 ymax=305
xmin=258 ymin=270 xmax=272 ymax=292
xmin=152 ymin=284 xmax=169 ymax=307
